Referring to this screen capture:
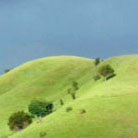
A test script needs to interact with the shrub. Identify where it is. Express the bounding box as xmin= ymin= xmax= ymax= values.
xmin=60 ymin=99 xmax=64 ymax=106
xmin=72 ymin=81 xmax=79 ymax=91
xmin=94 ymin=58 xmax=100 ymax=66
xmin=98 ymin=64 xmax=115 ymax=78
xmin=106 ymin=73 xmax=116 ymax=80
xmin=4 ymin=69 xmax=10 ymax=73
xmin=40 ymin=131 xmax=47 ymax=137
xmin=66 ymin=107 xmax=73 ymax=112
xmin=8 ymin=111 xmax=33 ymax=131
xmin=68 ymin=81 xmax=79 ymax=100
xmin=28 ymin=100 xmax=53 ymax=117
xmin=93 ymin=74 xmax=101 ymax=81
xmin=80 ymin=109 xmax=86 ymax=114
xmin=71 ymin=93 xmax=76 ymax=100
xmin=67 ymin=88 xmax=72 ymax=94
